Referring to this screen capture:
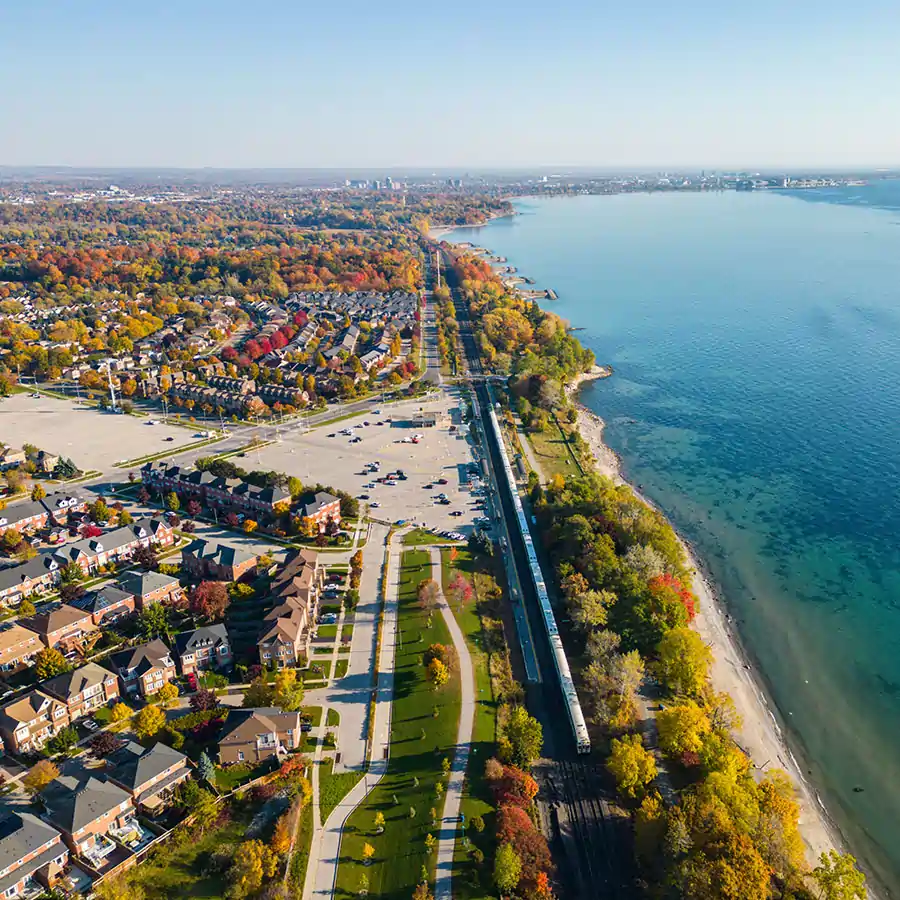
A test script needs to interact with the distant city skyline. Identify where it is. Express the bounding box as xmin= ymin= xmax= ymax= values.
xmin=4 ymin=0 xmax=900 ymax=169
